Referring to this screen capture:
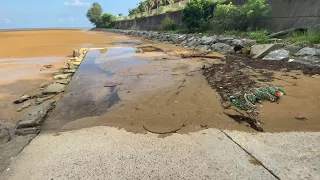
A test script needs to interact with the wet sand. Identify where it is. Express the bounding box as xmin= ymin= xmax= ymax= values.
xmin=0 ymin=29 xmax=127 ymax=122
